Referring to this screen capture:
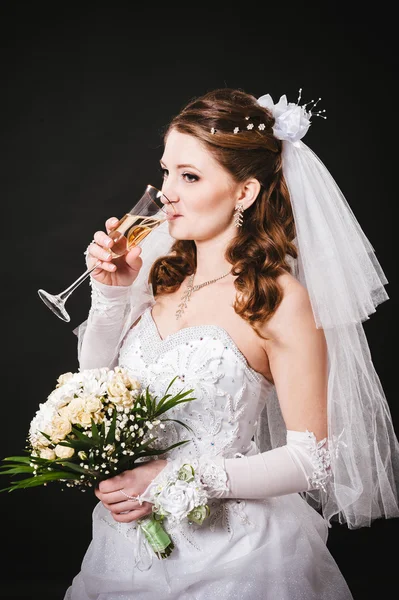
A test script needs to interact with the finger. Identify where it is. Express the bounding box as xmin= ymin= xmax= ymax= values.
xmin=94 ymin=261 xmax=117 ymax=272
xmin=104 ymin=499 xmax=141 ymax=512
xmin=93 ymin=231 xmax=114 ymax=250
xmin=102 ymin=489 xmax=140 ymax=506
xmin=98 ymin=474 xmax=126 ymax=494
xmin=124 ymin=249 xmax=143 ymax=272
xmin=105 ymin=217 xmax=120 ymax=234
xmin=112 ymin=506 xmax=152 ymax=523
xmin=88 ymin=240 xmax=114 ymax=263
